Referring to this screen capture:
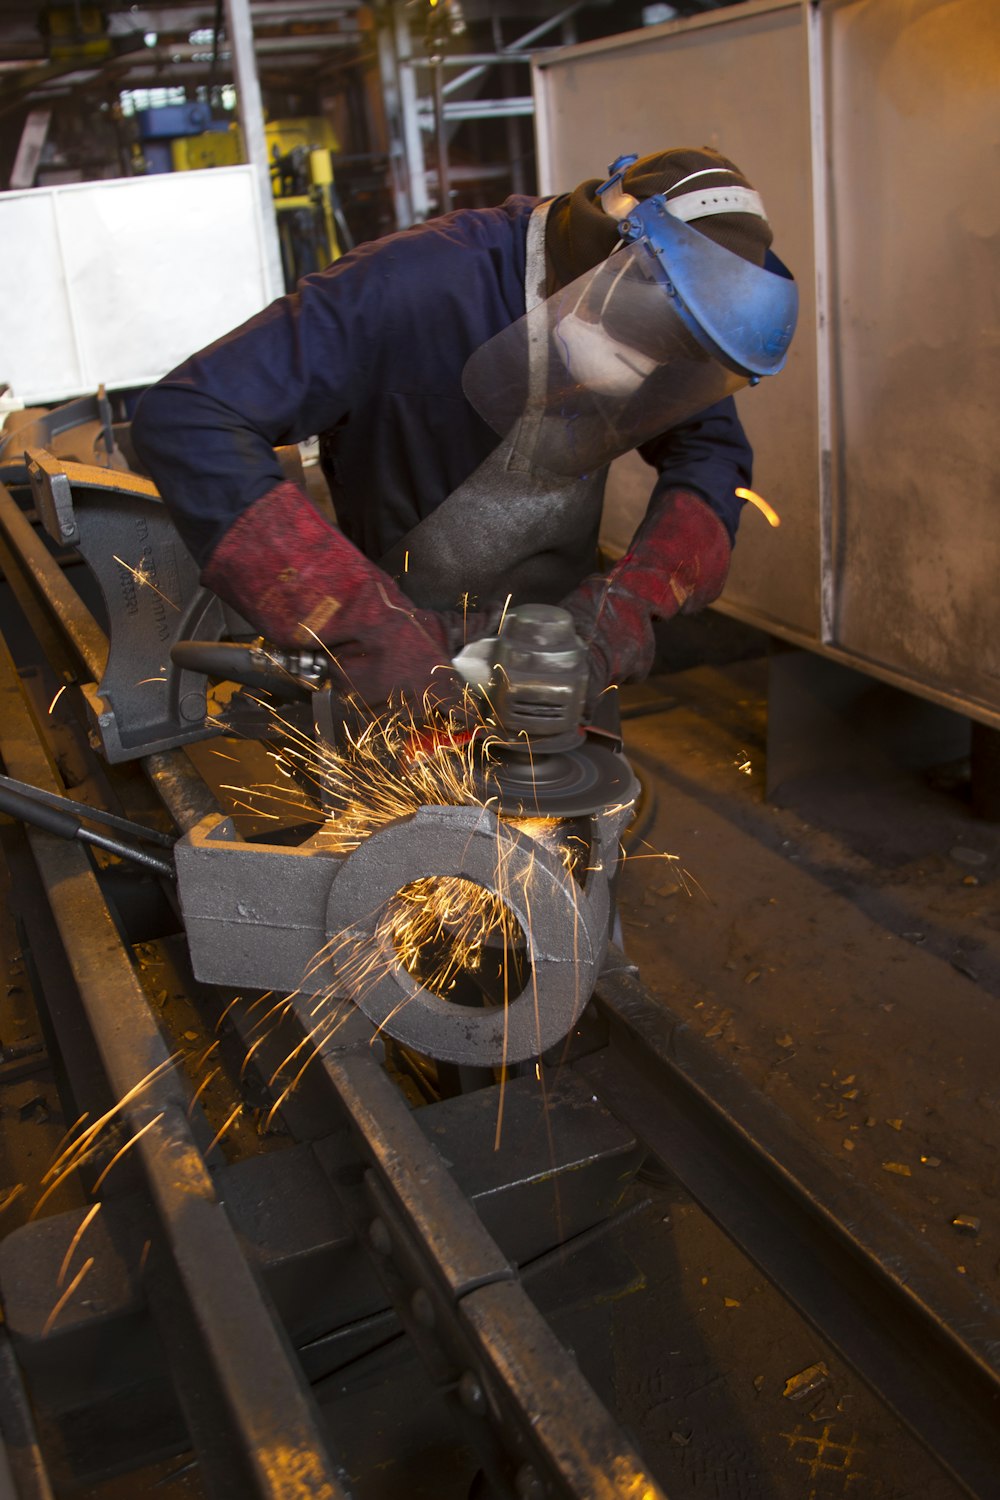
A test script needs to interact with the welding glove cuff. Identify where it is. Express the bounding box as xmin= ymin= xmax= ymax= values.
xmin=561 ymin=487 xmax=731 ymax=711
xmin=202 ymin=480 xmax=467 ymax=713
